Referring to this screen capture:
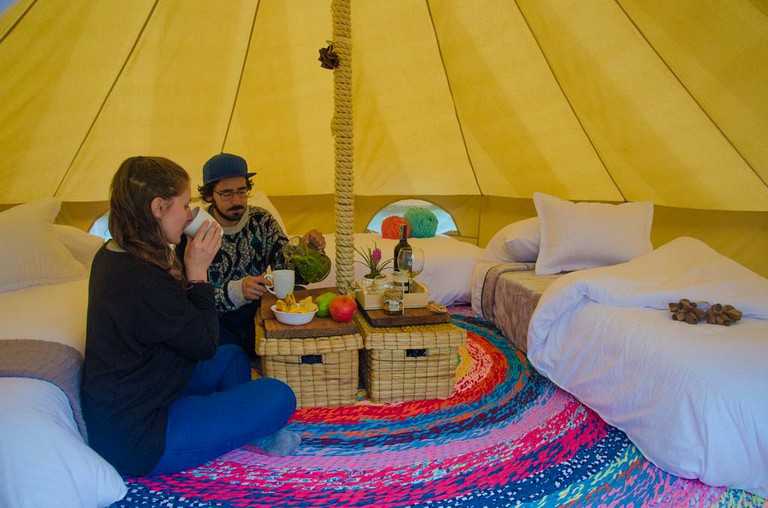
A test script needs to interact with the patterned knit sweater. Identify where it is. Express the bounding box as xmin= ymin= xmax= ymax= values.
xmin=206 ymin=205 xmax=291 ymax=312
